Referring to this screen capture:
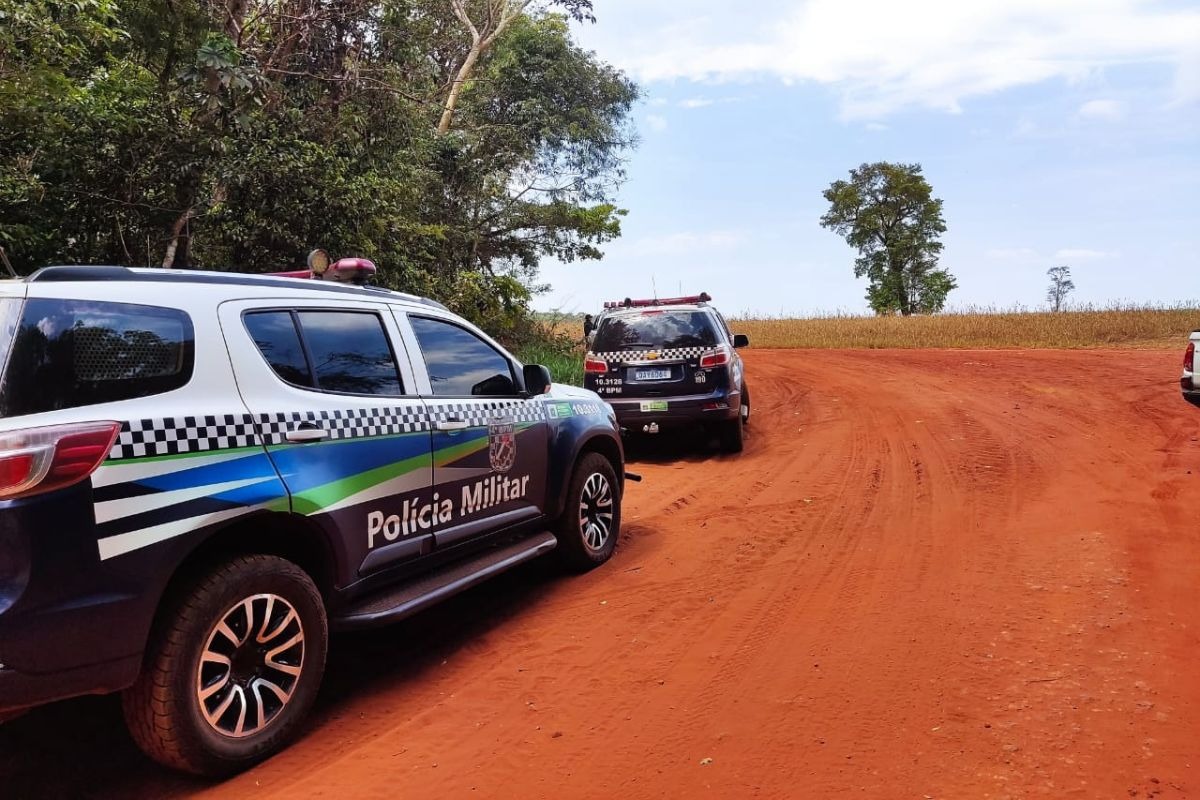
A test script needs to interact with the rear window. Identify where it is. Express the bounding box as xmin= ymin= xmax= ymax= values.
xmin=0 ymin=299 xmax=194 ymax=417
xmin=592 ymin=311 xmax=719 ymax=352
